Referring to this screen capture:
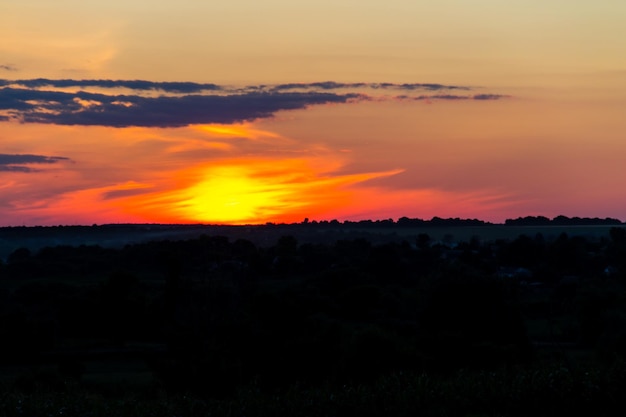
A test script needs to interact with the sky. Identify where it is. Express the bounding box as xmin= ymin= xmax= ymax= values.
xmin=1 ymin=0 xmax=626 ymax=225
